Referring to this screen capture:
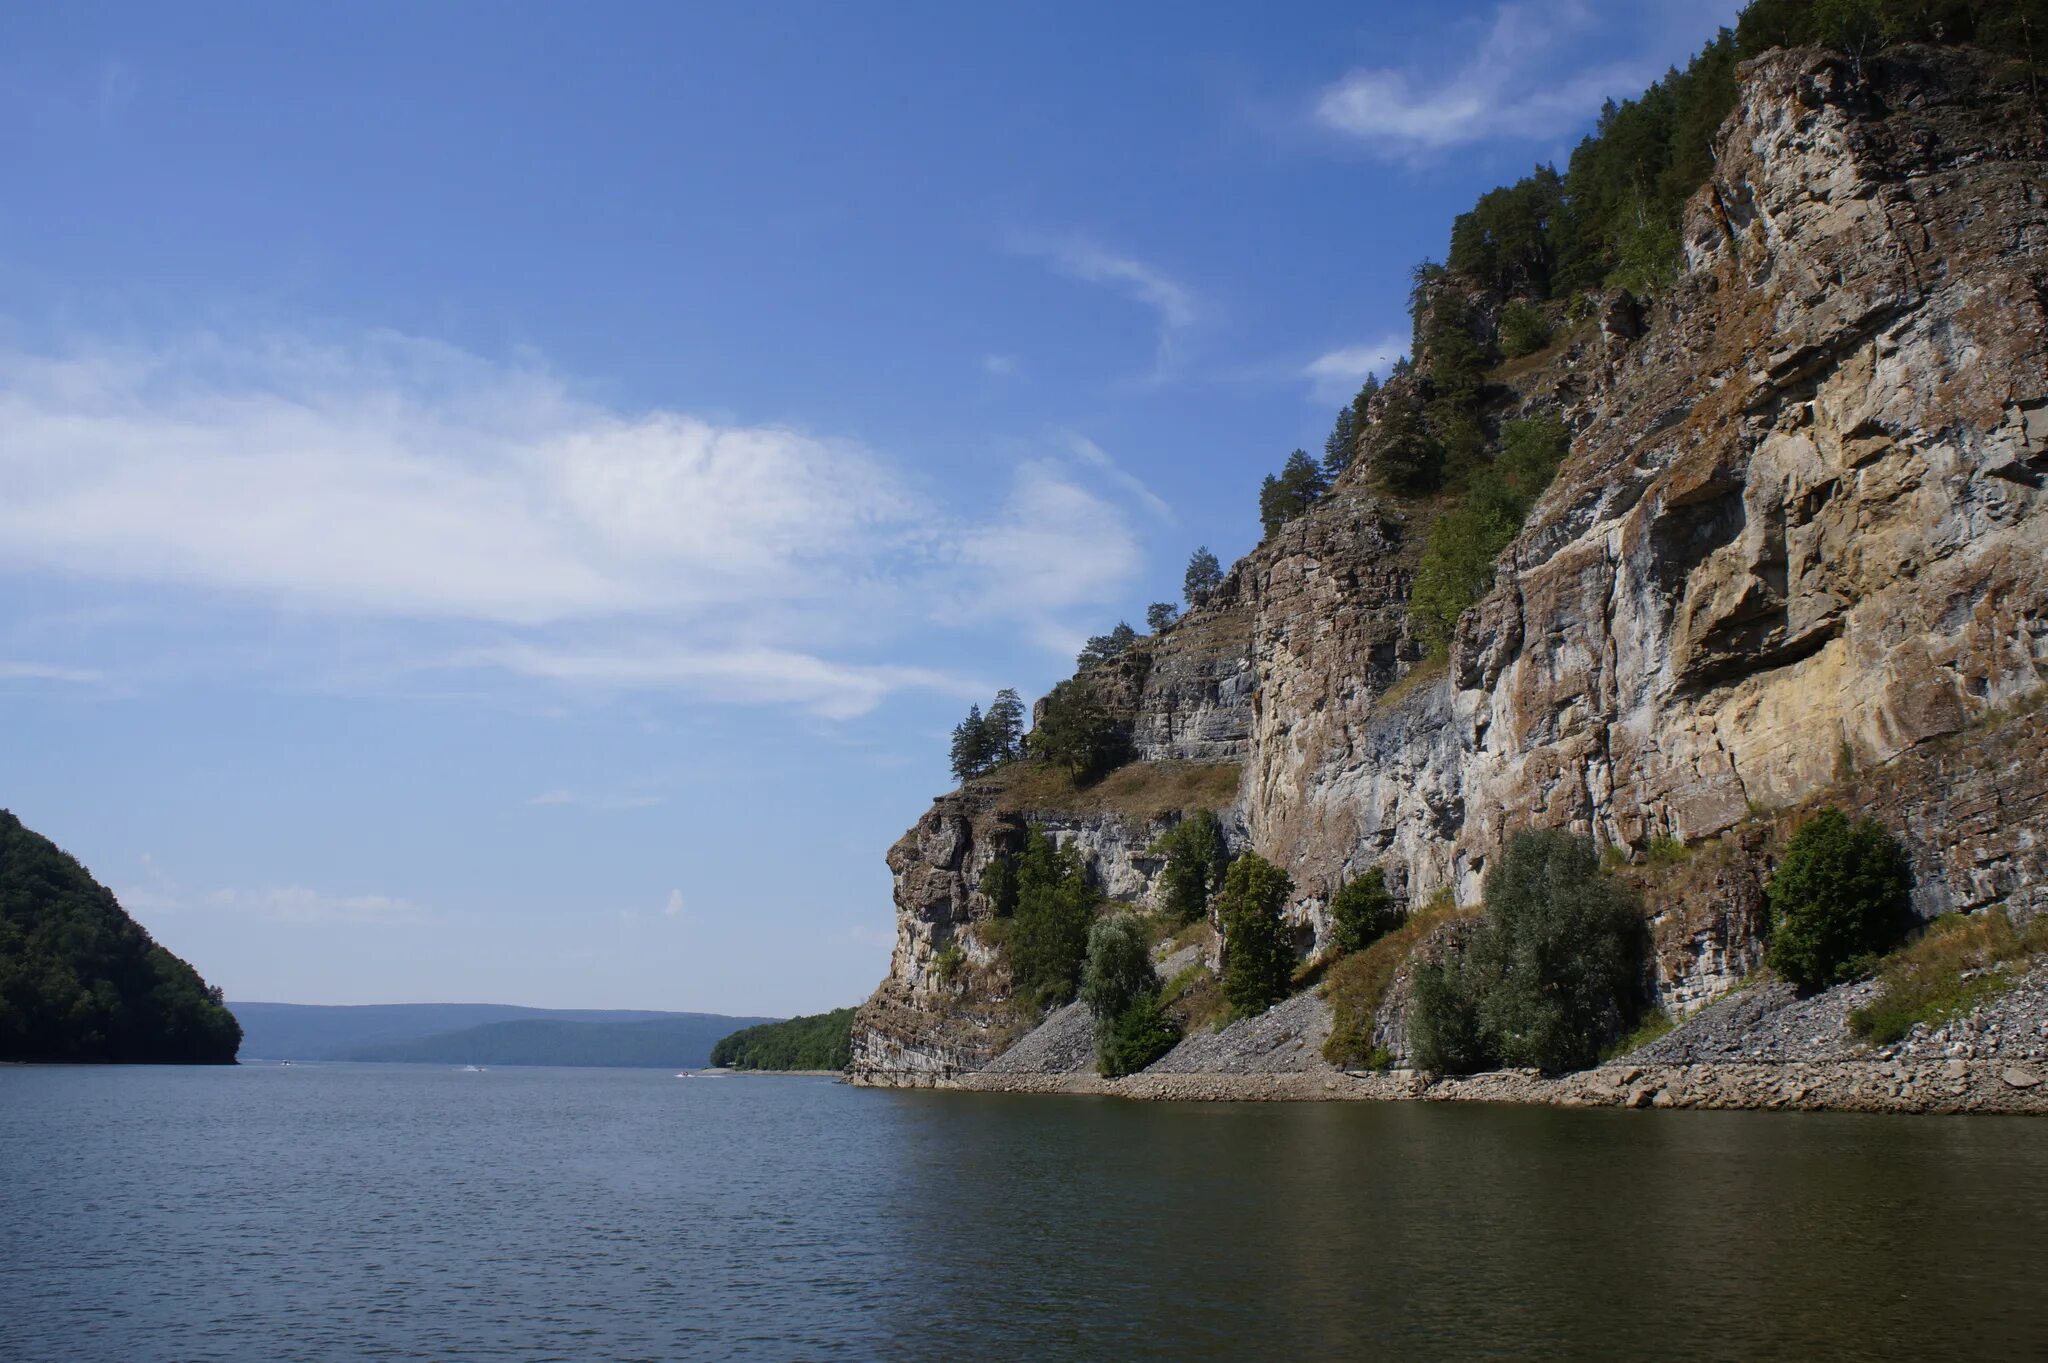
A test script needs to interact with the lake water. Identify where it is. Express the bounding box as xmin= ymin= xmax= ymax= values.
xmin=3 ymin=1064 xmax=2046 ymax=1362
